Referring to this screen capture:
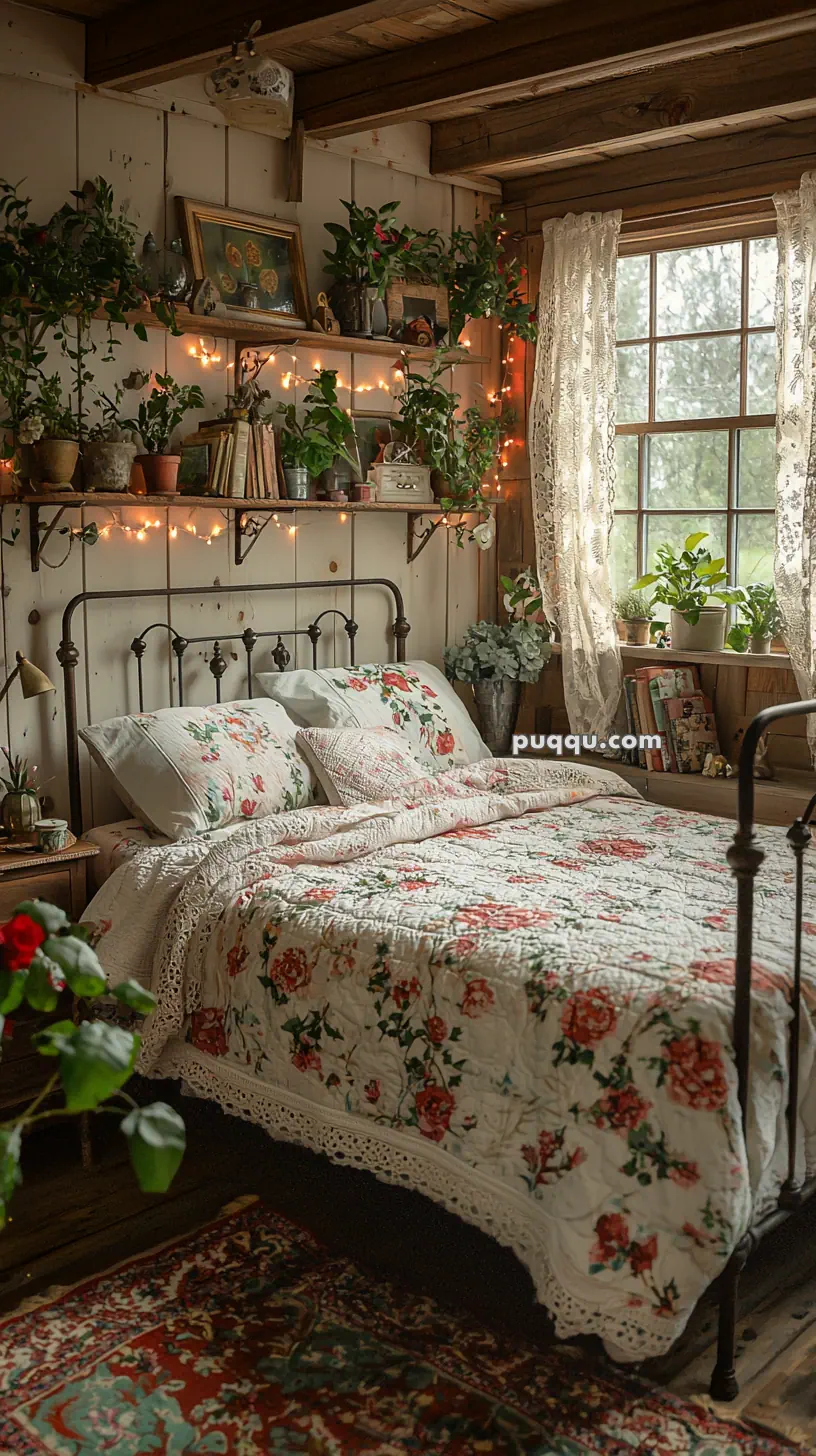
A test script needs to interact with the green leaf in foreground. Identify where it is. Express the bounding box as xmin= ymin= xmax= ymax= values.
xmin=24 ymin=951 xmax=65 ymax=1013
xmin=43 ymin=935 xmax=106 ymax=998
xmin=14 ymin=900 xmax=69 ymax=936
xmin=32 ymin=1019 xmax=77 ymax=1056
xmin=0 ymin=968 xmax=27 ymax=1016
xmin=58 ymin=1021 xmax=141 ymax=1111
xmin=0 ymin=1127 xmax=22 ymax=1229
xmin=112 ymin=979 xmax=157 ymax=1016
xmin=122 ymin=1102 xmax=186 ymax=1192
